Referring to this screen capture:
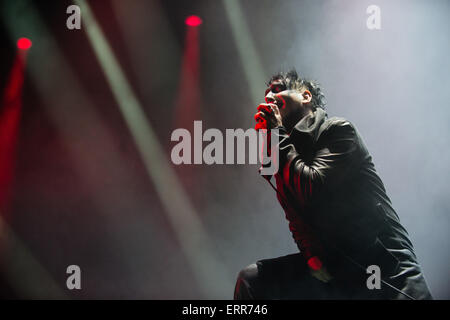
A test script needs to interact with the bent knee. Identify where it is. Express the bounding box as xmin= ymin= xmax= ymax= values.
xmin=234 ymin=263 xmax=261 ymax=300
xmin=237 ymin=263 xmax=259 ymax=283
